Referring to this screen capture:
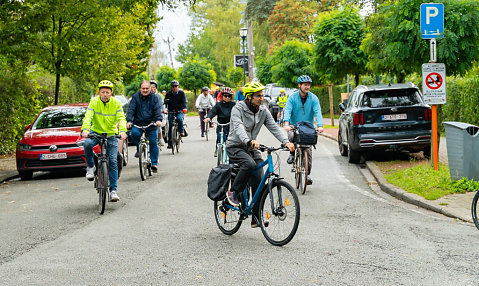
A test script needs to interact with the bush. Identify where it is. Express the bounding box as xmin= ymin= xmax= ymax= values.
xmin=310 ymin=84 xmax=348 ymax=115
